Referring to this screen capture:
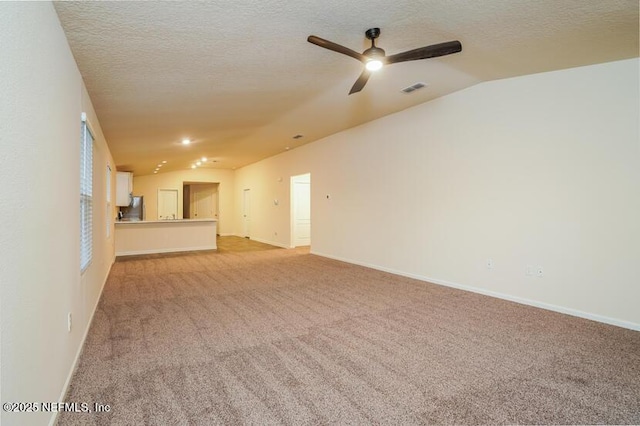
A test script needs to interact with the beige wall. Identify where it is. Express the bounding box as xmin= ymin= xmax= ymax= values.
xmin=234 ymin=152 xmax=312 ymax=247
xmin=133 ymin=168 xmax=234 ymax=234
xmin=0 ymin=3 xmax=116 ymax=425
xmin=235 ymin=58 xmax=640 ymax=329
xmin=0 ymin=8 xmax=637 ymax=426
